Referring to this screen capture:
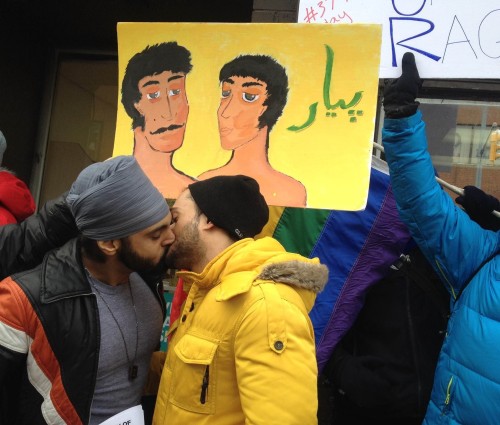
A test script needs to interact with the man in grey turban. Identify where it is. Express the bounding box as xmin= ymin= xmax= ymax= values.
xmin=0 ymin=155 xmax=174 ymax=425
